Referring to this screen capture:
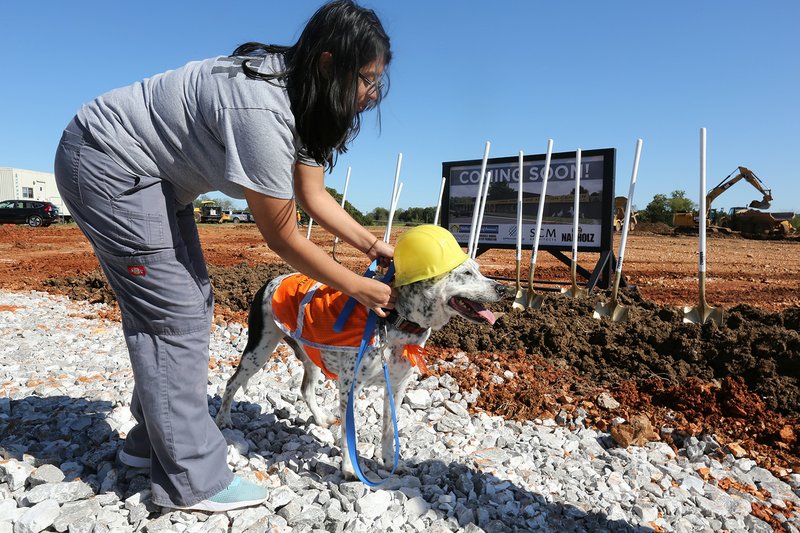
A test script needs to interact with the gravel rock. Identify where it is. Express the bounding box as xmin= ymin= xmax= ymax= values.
xmin=14 ymin=499 xmax=60 ymax=533
xmin=0 ymin=460 xmax=34 ymax=491
xmin=597 ymin=392 xmax=620 ymax=410
xmin=27 ymin=465 xmax=65 ymax=487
